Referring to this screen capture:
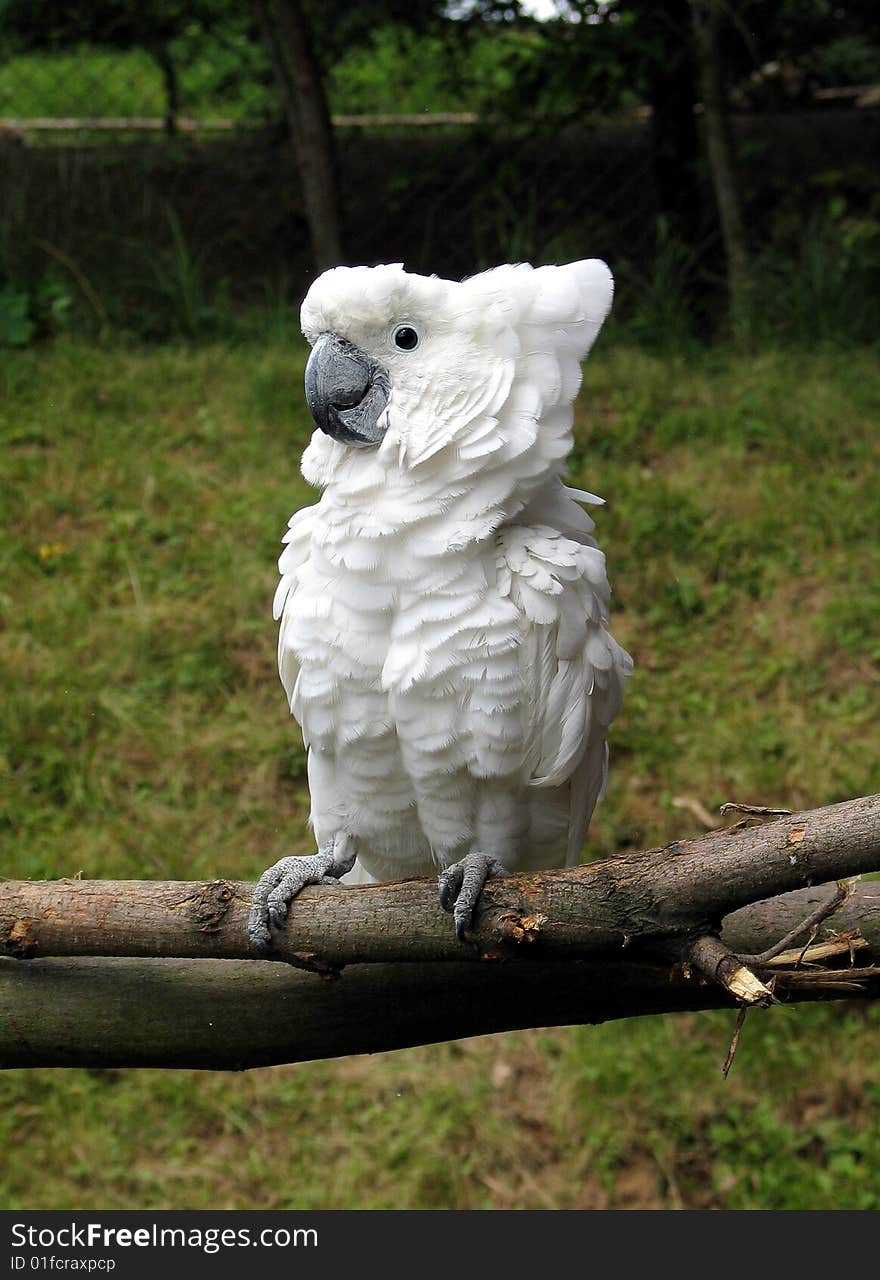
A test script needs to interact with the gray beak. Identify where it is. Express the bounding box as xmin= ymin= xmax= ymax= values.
xmin=304 ymin=333 xmax=390 ymax=448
